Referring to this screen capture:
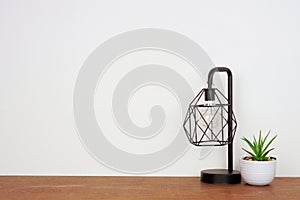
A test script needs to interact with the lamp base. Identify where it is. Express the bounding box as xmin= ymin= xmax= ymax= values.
xmin=201 ymin=169 xmax=241 ymax=184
